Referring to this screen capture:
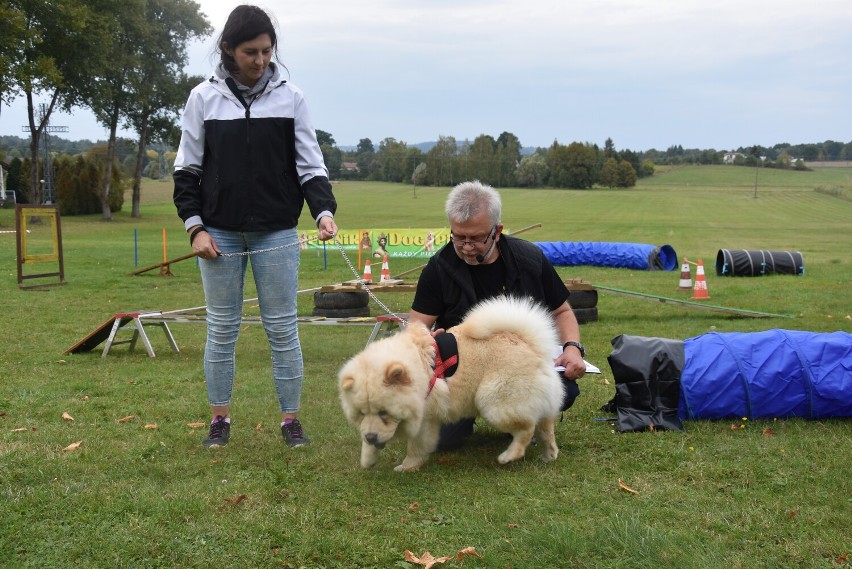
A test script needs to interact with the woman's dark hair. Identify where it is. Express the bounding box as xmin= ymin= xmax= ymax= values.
xmin=218 ymin=5 xmax=279 ymax=72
